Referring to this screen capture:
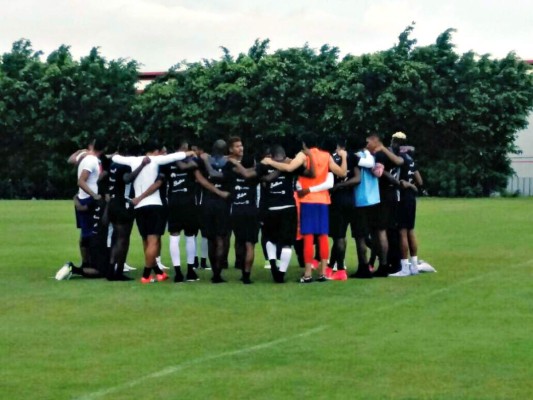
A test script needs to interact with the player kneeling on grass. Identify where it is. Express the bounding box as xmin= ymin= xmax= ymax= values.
xmin=56 ymin=138 xmax=108 ymax=280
